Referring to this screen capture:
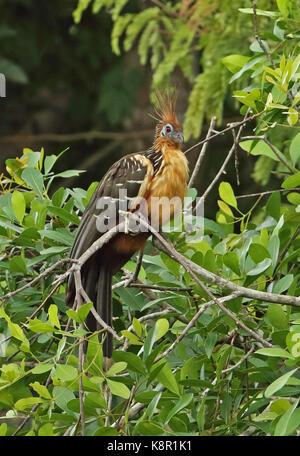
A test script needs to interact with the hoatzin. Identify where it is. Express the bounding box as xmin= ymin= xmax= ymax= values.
xmin=66 ymin=92 xmax=189 ymax=366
